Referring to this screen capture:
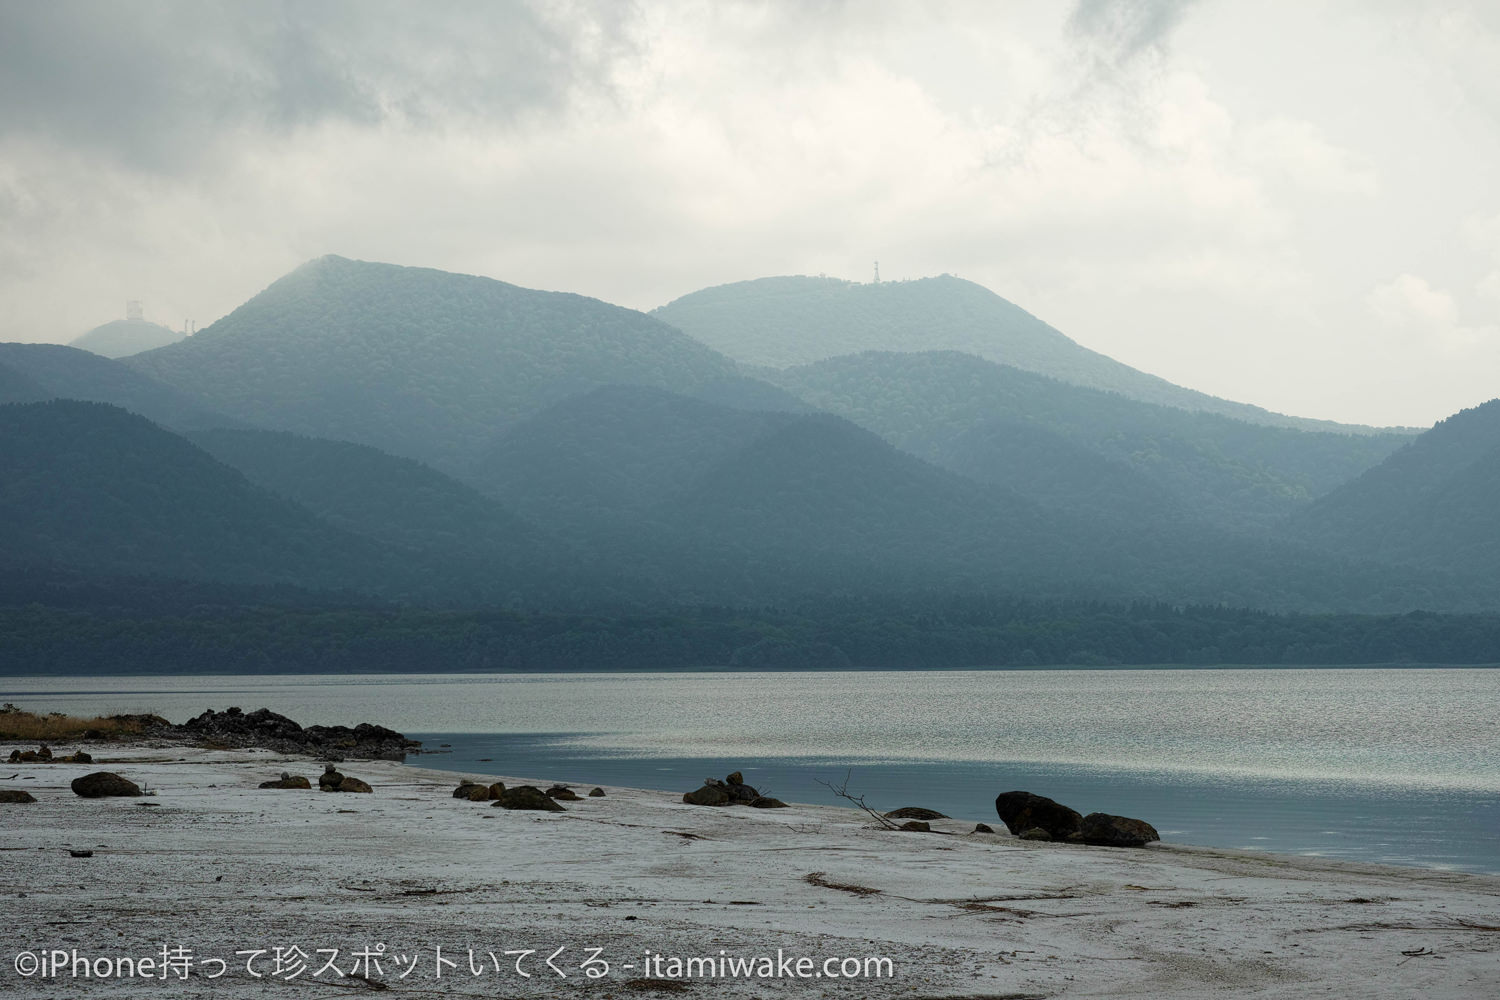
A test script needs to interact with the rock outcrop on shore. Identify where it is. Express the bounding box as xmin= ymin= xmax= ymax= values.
xmin=683 ymin=770 xmax=786 ymax=807
xmin=0 ymin=789 xmax=37 ymax=803
xmin=494 ymin=785 xmax=565 ymax=811
xmin=178 ymin=708 xmax=420 ymax=760
xmin=995 ymin=790 xmax=1159 ymax=847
